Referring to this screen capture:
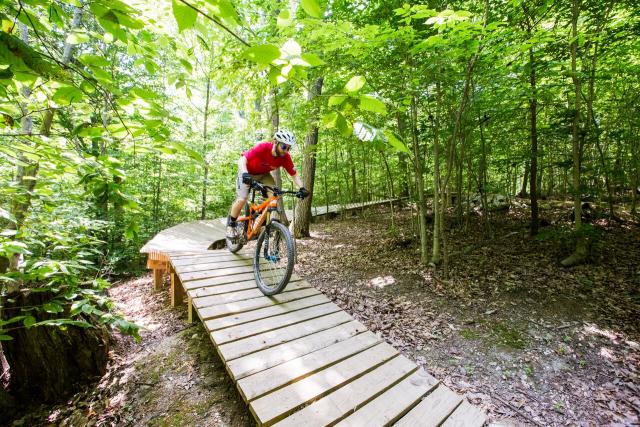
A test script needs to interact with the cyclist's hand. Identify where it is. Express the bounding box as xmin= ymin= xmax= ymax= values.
xmin=241 ymin=172 xmax=253 ymax=185
xmin=297 ymin=187 xmax=310 ymax=199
